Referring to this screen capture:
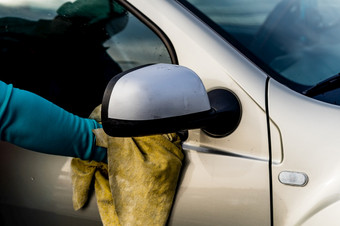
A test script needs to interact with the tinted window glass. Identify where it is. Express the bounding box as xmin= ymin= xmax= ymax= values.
xmin=179 ymin=0 xmax=340 ymax=105
xmin=0 ymin=0 xmax=172 ymax=116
